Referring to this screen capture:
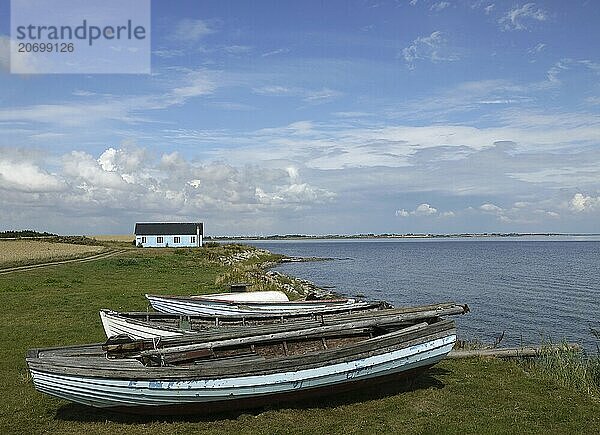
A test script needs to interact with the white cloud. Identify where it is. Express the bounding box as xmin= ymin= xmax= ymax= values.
xmin=396 ymin=203 xmax=443 ymax=217
xmin=252 ymin=86 xmax=342 ymax=103
xmin=0 ymin=67 xmax=221 ymax=128
xmin=223 ymin=45 xmax=252 ymax=55
xmin=0 ymin=146 xmax=336 ymax=232
xmin=480 ymin=203 xmax=503 ymax=213
xmin=98 ymin=147 xmax=148 ymax=174
xmin=171 ymin=19 xmax=214 ymax=42
xmin=0 ymin=102 xmax=133 ymax=127
xmin=261 ymin=48 xmax=290 ymax=57
xmin=303 ymin=88 xmax=343 ymax=104
xmin=484 ymin=4 xmax=495 ymax=15
xmin=499 ymin=3 xmax=548 ymax=31
xmin=63 ymin=151 xmax=128 ymax=190
xmin=543 ymin=59 xmax=600 ymax=87
xmin=528 ymin=43 xmax=546 ymax=54
xmin=586 ymin=96 xmax=600 ymax=105
xmin=253 ymin=86 xmax=297 ymax=96
xmin=570 ymin=193 xmax=600 ymax=212
xmin=0 ymin=158 xmax=64 ymax=192
xmin=472 ymin=199 xmax=567 ymax=225
xmin=256 ymin=183 xmax=335 ymax=205
xmin=200 ymin=110 xmax=599 ymax=175
xmin=402 ymin=31 xmax=459 ymax=69
xmin=415 ymin=203 xmax=438 ymax=215
xmin=169 ymin=69 xmax=217 ymax=101
xmin=430 ymin=2 xmax=450 ymax=12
